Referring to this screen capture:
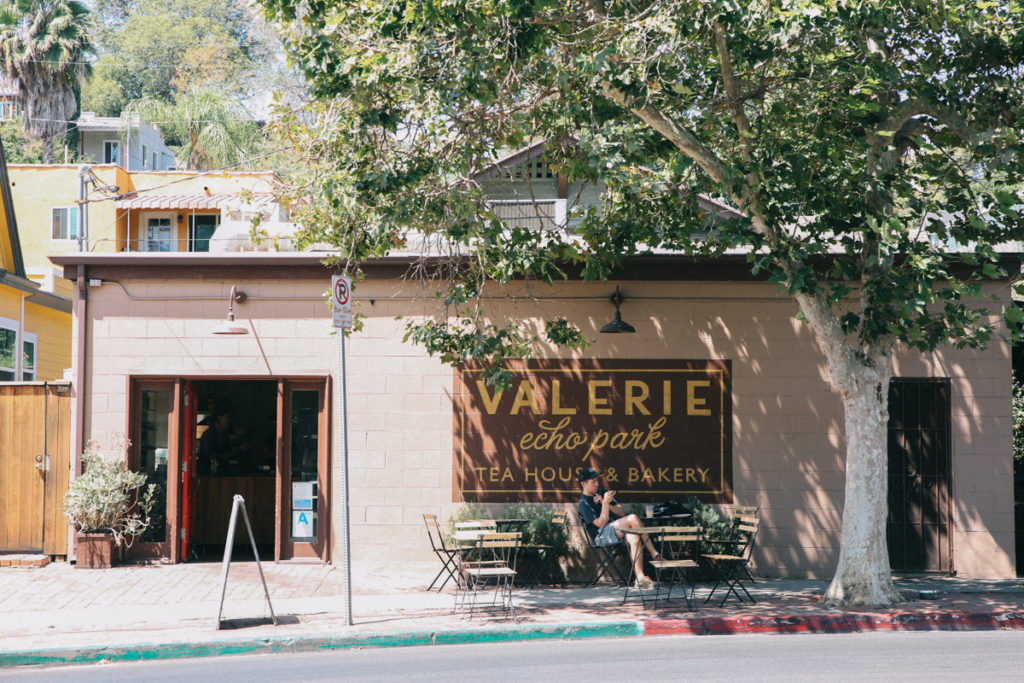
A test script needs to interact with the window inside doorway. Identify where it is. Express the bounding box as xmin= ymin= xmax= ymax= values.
xmin=188 ymin=215 xmax=219 ymax=252
xmin=104 ymin=140 xmax=120 ymax=164
xmin=144 ymin=217 xmax=172 ymax=251
xmin=139 ymin=388 xmax=170 ymax=543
